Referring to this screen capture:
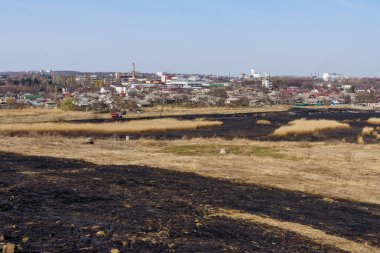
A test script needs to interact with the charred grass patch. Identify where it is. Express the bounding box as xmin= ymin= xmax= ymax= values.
xmin=1 ymin=136 xmax=379 ymax=204
xmin=0 ymin=152 xmax=379 ymax=252
xmin=117 ymin=108 xmax=379 ymax=143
